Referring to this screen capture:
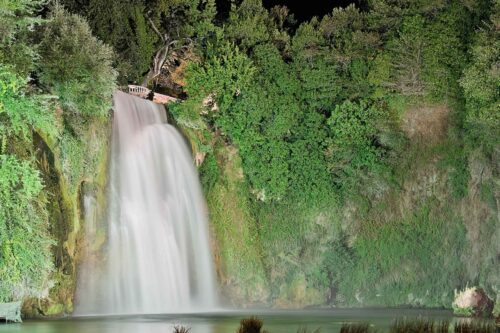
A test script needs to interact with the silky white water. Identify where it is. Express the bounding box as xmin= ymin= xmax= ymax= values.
xmin=76 ymin=91 xmax=217 ymax=315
